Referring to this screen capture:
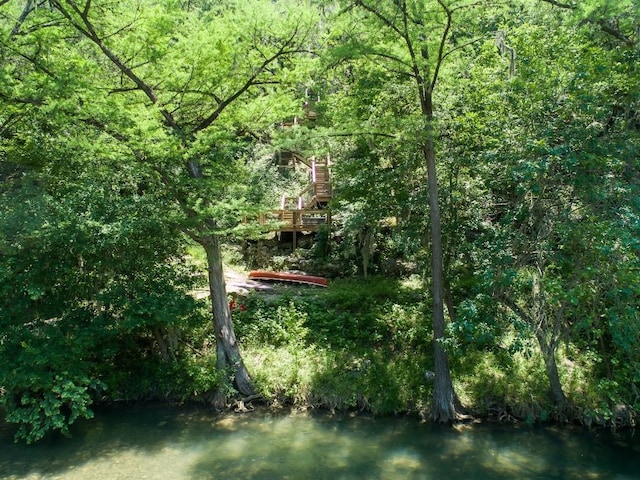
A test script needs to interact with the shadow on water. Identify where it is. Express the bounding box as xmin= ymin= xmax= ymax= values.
xmin=0 ymin=403 xmax=210 ymax=479
xmin=2 ymin=405 xmax=640 ymax=480
xmin=187 ymin=413 xmax=640 ymax=480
